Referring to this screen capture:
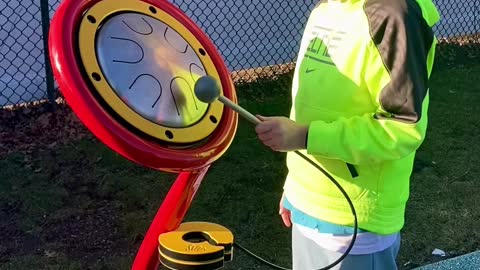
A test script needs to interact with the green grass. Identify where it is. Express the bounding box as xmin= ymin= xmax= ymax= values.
xmin=1 ymin=60 xmax=479 ymax=270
